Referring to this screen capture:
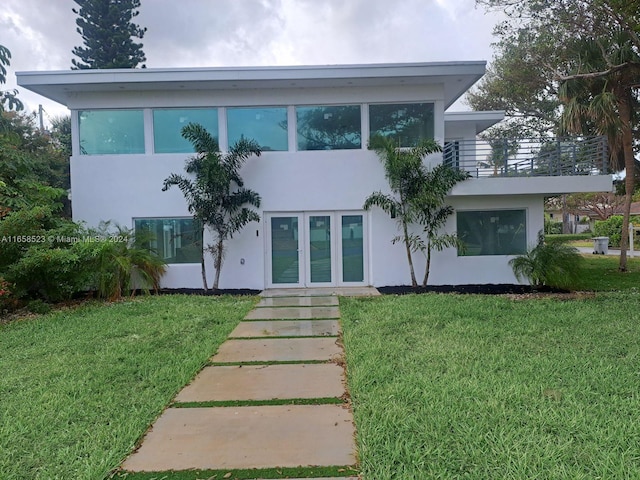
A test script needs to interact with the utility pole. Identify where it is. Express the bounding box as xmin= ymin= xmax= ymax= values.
xmin=38 ymin=104 xmax=45 ymax=132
